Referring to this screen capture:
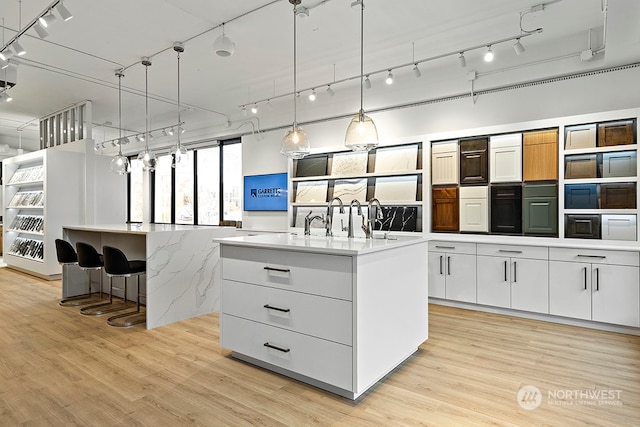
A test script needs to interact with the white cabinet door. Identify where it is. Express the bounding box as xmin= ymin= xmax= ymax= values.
xmin=510 ymin=258 xmax=549 ymax=314
xmin=459 ymin=186 xmax=488 ymax=232
xmin=490 ymin=134 xmax=522 ymax=183
xmin=592 ymin=264 xmax=640 ymax=327
xmin=428 ymin=252 xmax=446 ymax=298
xmin=431 ymin=142 xmax=459 ymax=185
xmin=477 ymin=255 xmax=511 ymax=308
xmin=445 ymin=253 xmax=477 ymax=303
xmin=549 ymin=260 xmax=591 ymax=320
